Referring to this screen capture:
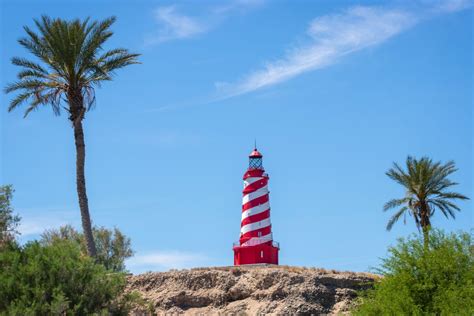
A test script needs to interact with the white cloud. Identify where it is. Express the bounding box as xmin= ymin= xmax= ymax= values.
xmin=217 ymin=6 xmax=416 ymax=98
xmin=146 ymin=1 xmax=265 ymax=45
xmin=216 ymin=1 xmax=472 ymax=98
xmin=146 ymin=6 xmax=206 ymax=45
xmin=126 ymin=250 xmax=211 ymax=273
